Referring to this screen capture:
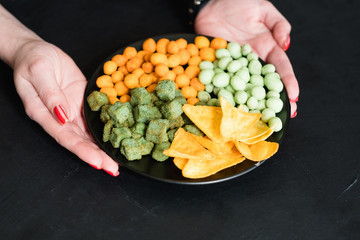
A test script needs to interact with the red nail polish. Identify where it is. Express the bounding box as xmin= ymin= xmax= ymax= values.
xmin=290 ymin=96 xmax=299 ymax=103
xmin=104 ymin=170 xmax=119 ymax=177
xmin=291 ymin=110 xmax=297 ymax=118
xmin=89 ymin=163 xmax=102 ymax=170
xmin=54 ymin=105 xmax=68 ymax=124
xmin=283 ymin=34 xmax=290 ymax=51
